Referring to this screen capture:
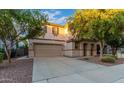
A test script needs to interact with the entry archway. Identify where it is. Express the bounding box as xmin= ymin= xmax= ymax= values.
xmin=96 ymin=44 xmax=100 ymax=56
xmin=83 ymin=43 xmax=88 ymax=56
